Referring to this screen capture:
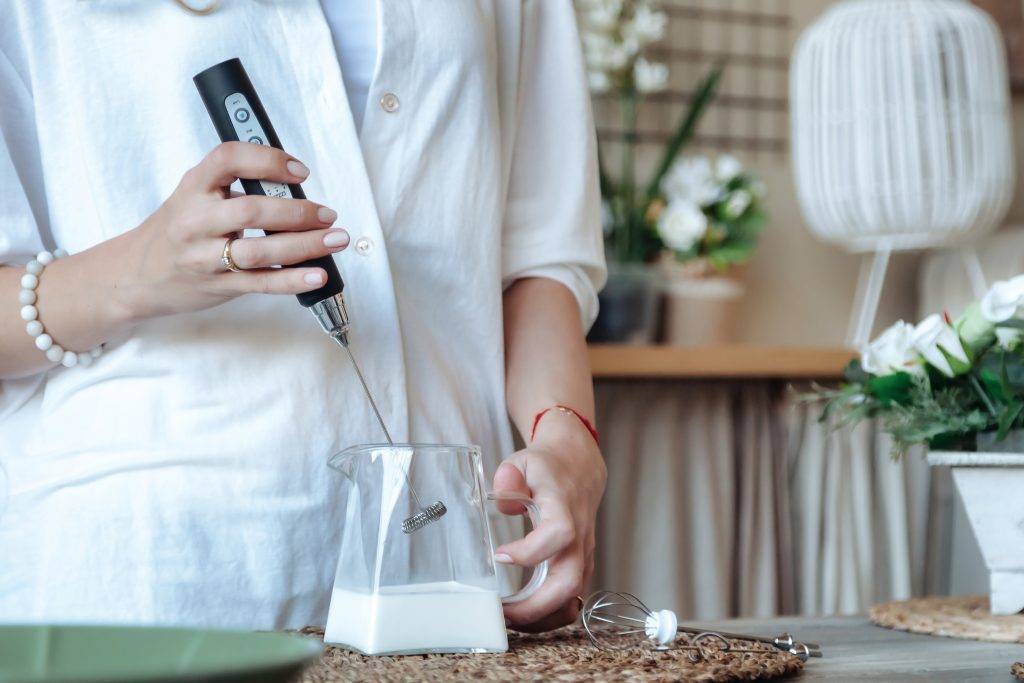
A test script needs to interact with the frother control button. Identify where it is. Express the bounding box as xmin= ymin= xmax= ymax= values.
xmin=380 ymin=92 xmax=400 ymax=113
xmin=355 ymin=237 xmax=373 ymax=255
